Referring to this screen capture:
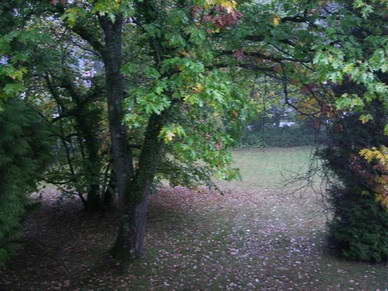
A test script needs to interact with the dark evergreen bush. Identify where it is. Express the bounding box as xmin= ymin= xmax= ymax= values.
xmin=318 ymin=101 xmax=388 ymax=262
xmin=327 ymin=186 xmax=388 ymax=262
xmin=0 ymin=98 xmax=52 ymax=264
